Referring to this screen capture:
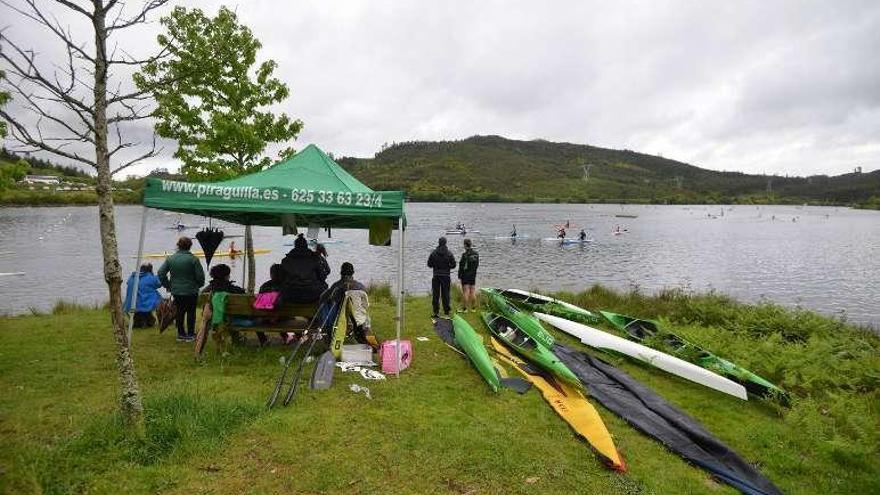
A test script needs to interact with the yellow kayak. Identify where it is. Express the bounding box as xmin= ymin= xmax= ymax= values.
xmin=142 ymin=249 xmax=271 ymax=259
xmin=491 ymin=338 xmax=625 ymax=471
